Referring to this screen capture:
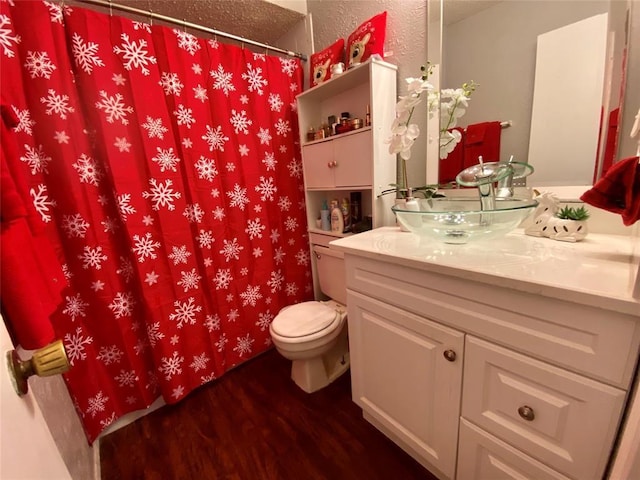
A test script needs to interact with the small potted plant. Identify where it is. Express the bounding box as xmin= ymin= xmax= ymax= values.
xmin=547 ymin=205 xmax=590 ymax=242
